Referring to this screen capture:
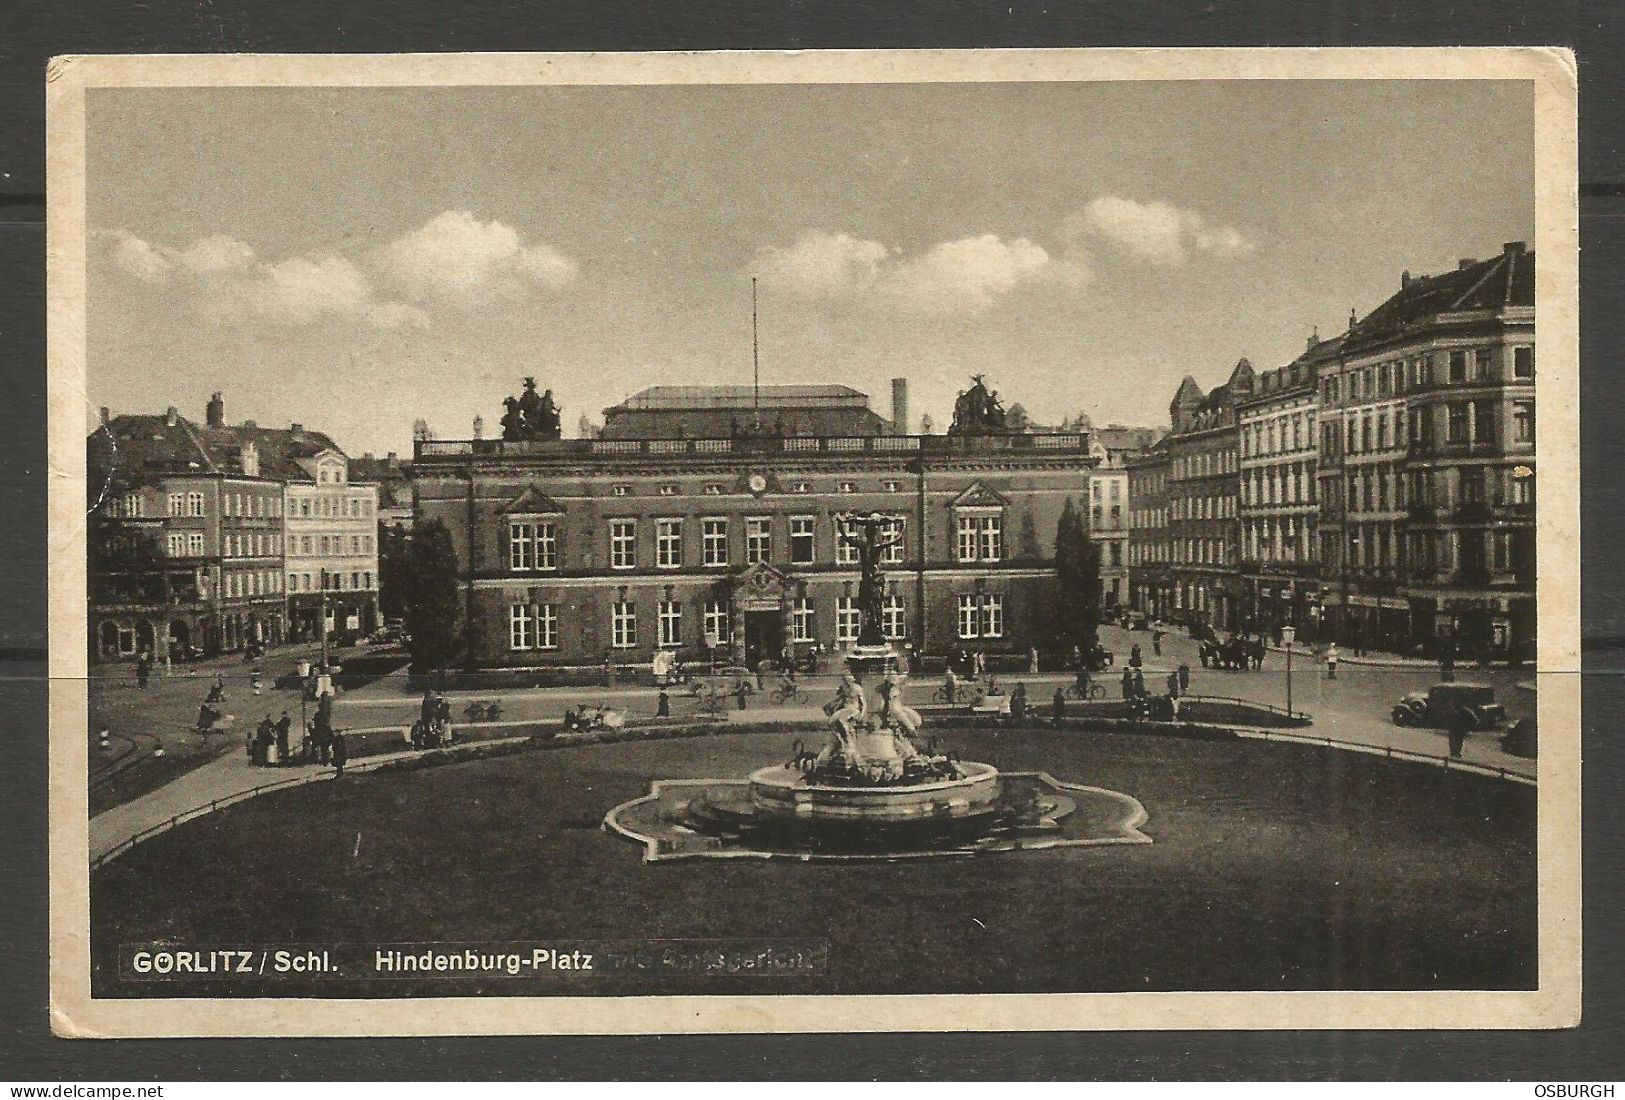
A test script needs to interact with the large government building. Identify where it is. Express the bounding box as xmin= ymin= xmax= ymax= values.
xmin=412 ymin=379 xmax=1100 ymax=670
